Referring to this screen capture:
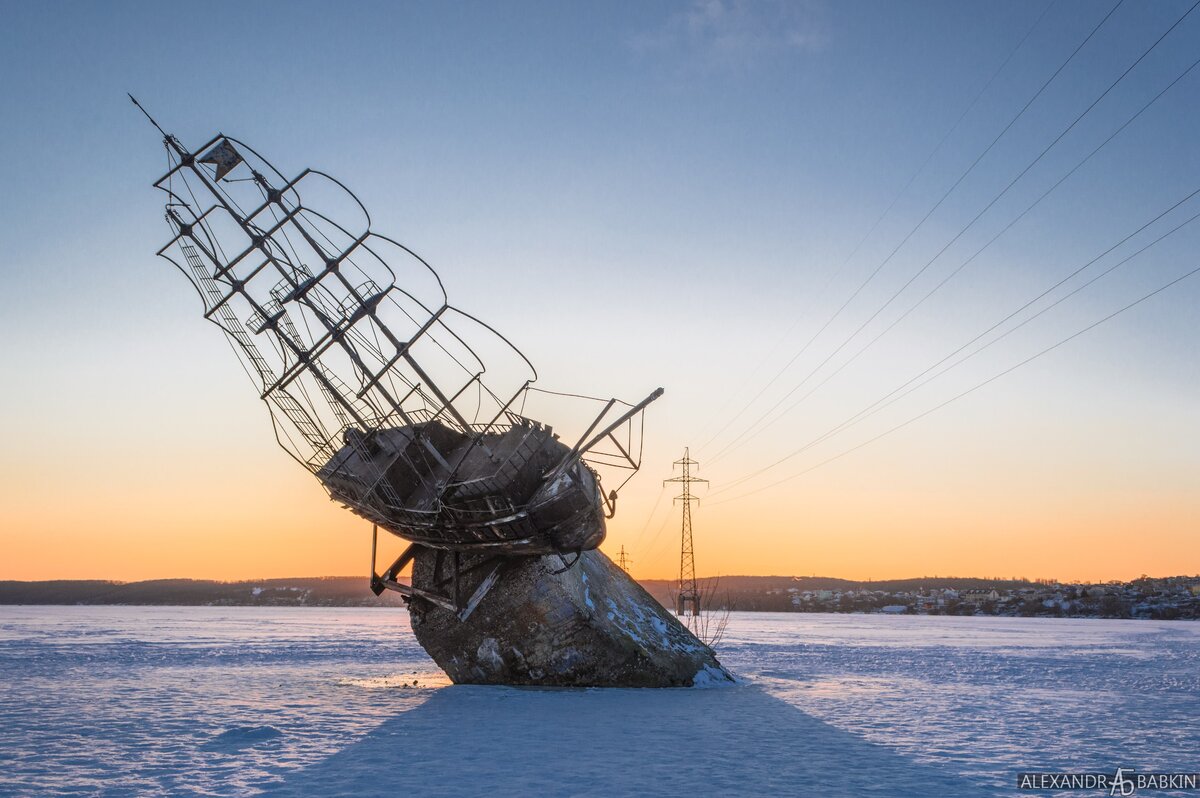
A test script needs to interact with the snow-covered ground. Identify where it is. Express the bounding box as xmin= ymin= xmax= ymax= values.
xmin=0 ymin=607 xmax=1196 ymax=796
